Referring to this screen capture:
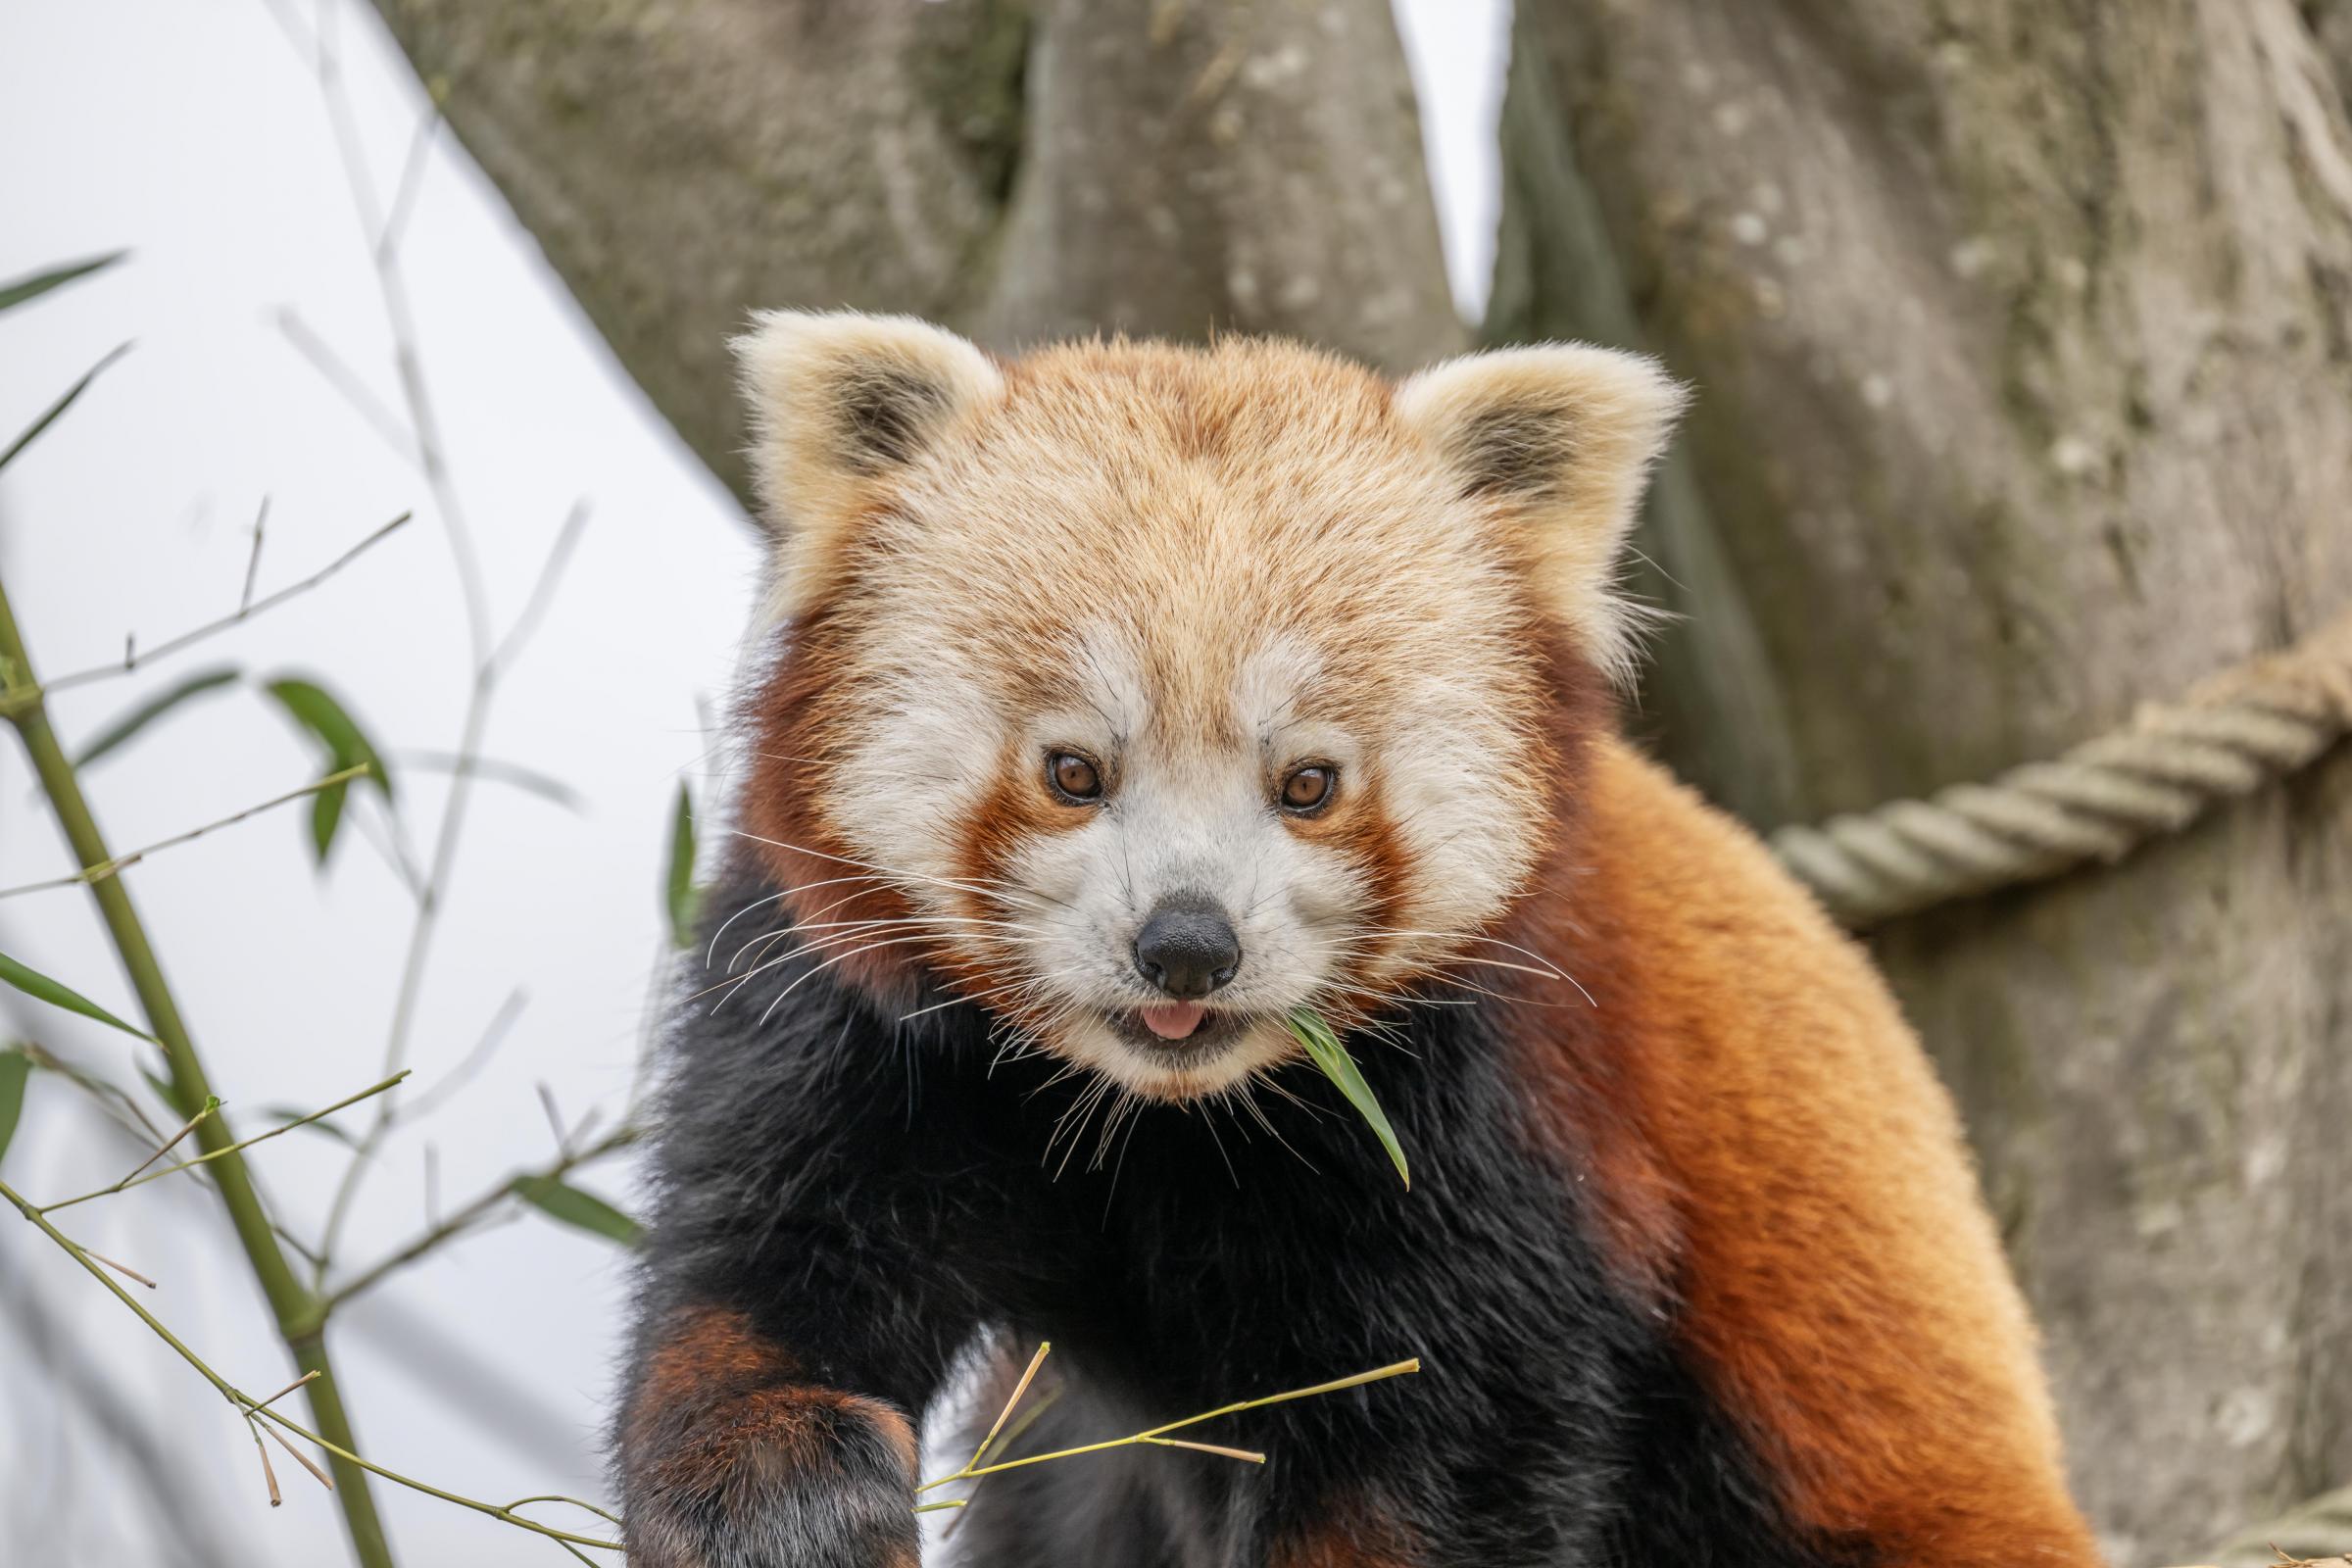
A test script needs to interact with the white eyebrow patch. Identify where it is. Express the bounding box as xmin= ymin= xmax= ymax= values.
xmin=1237 ymin=635 xmax=1359 ymax=775
xmin=1235 ymin=635 xmax=1322 ymax=742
